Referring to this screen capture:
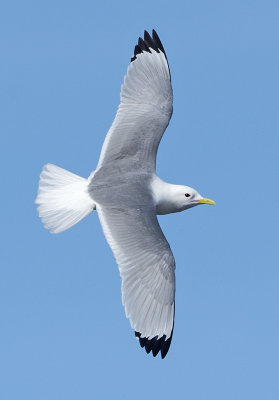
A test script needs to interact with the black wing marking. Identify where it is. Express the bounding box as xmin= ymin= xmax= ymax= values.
xmin=135 ymin=302 xmax=175 ymax=359
xmin=135 ymin=329 xmax=174 ymax=359
xmin=131 ymin=30 xmax=170 ymax=80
